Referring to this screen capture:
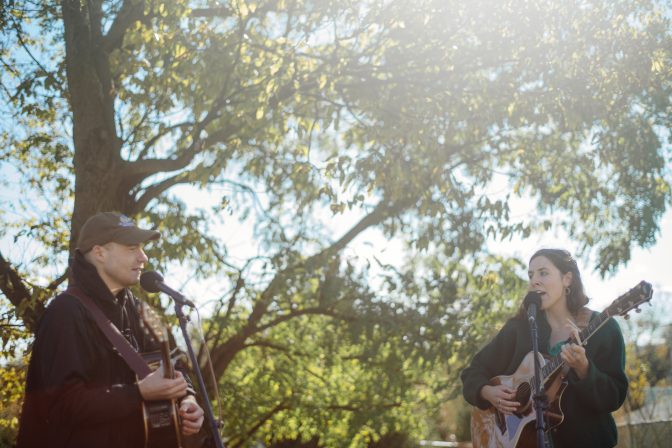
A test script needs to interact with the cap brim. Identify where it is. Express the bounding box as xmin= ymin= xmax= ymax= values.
xmin=113 ymin=228 xmax=161 ymax=246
